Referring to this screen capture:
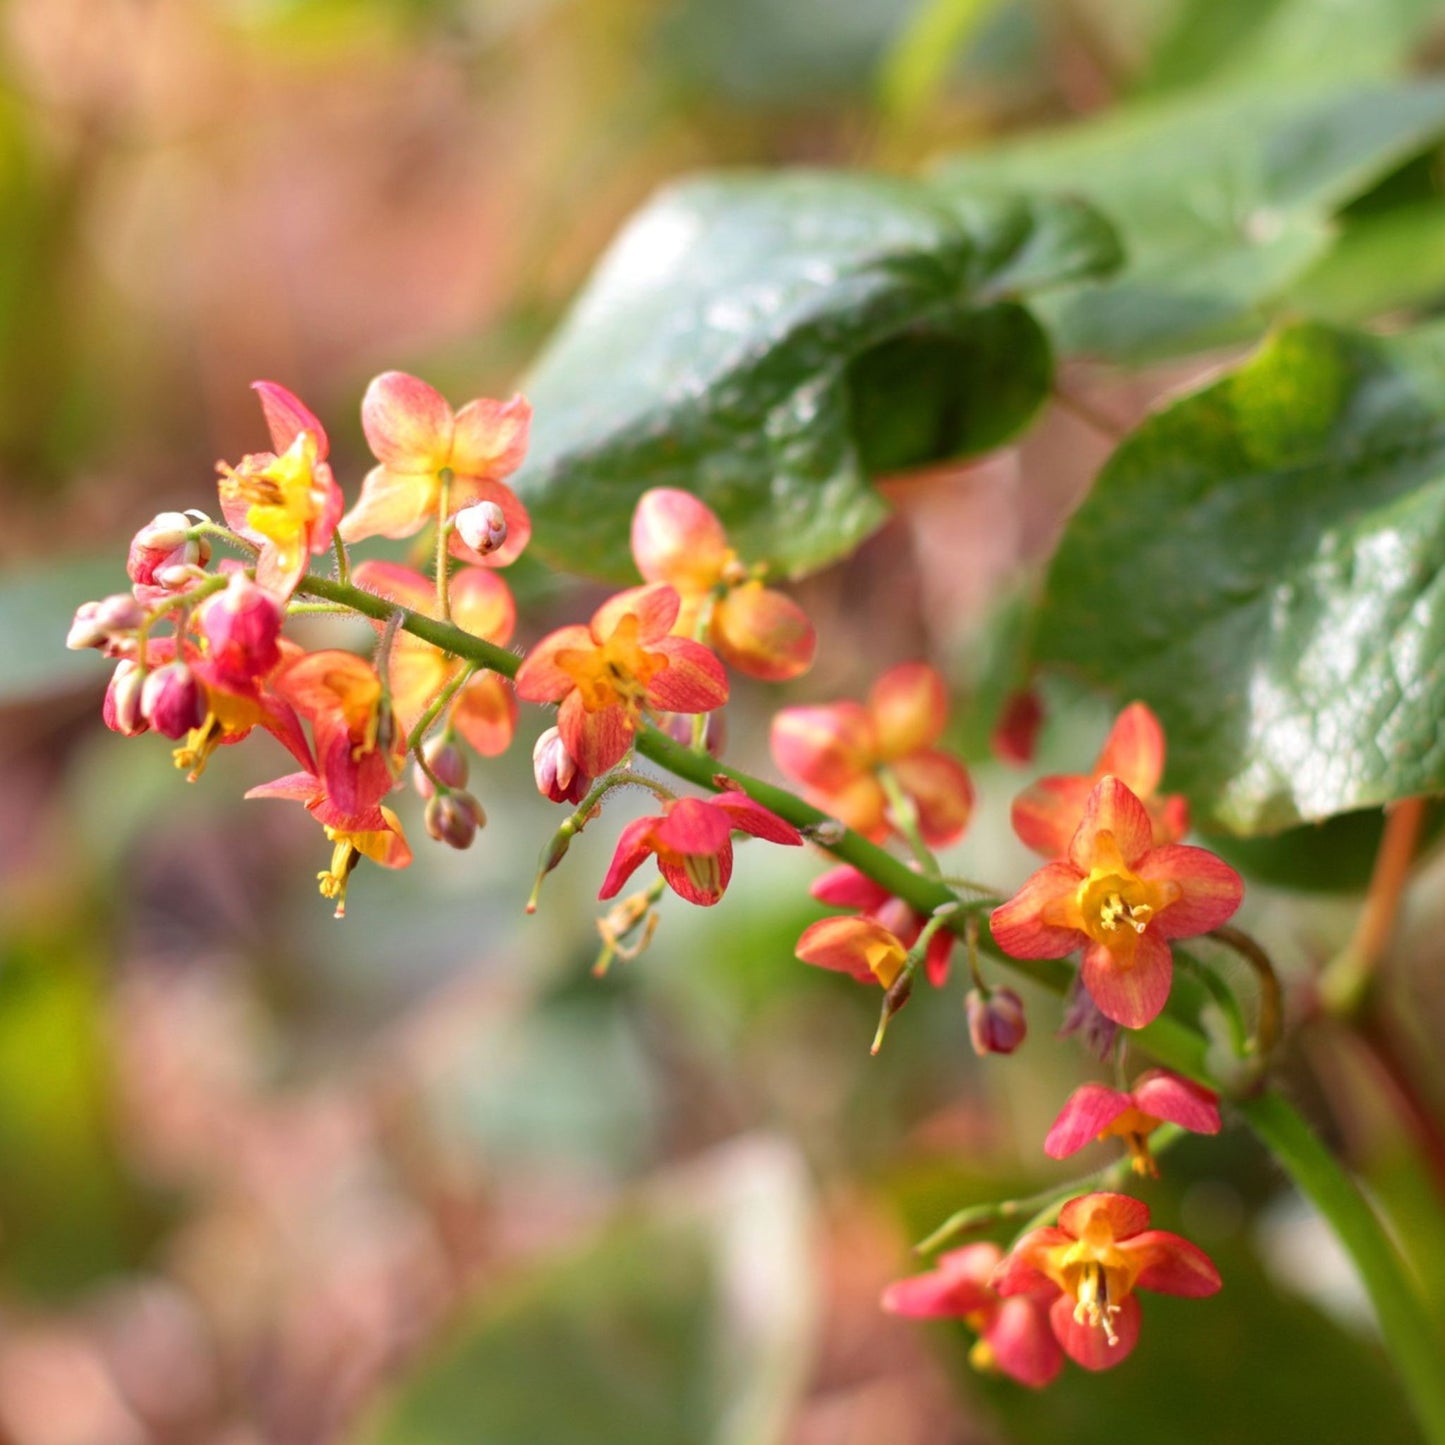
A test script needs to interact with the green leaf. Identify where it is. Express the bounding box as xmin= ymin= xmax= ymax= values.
xmin=511 ymin=172 xmax=1118 ymax=581
xmin=1035 ymin=319 xmax=1445 ymax=835
xmin=933 ymin=81 xmax=1445 ymax=362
